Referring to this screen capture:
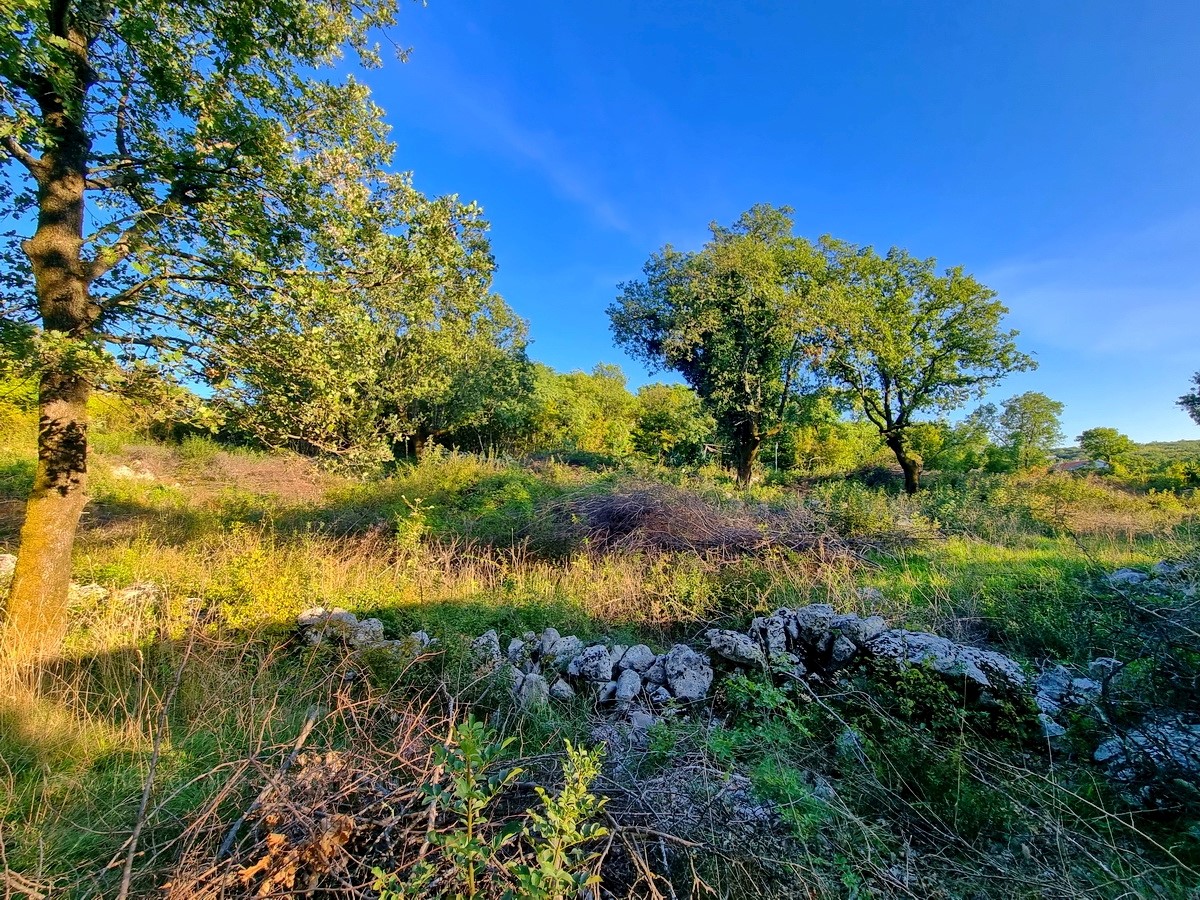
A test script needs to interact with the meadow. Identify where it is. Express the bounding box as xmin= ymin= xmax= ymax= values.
xmin=1 ymin=401 xmax=1198 ymax=899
